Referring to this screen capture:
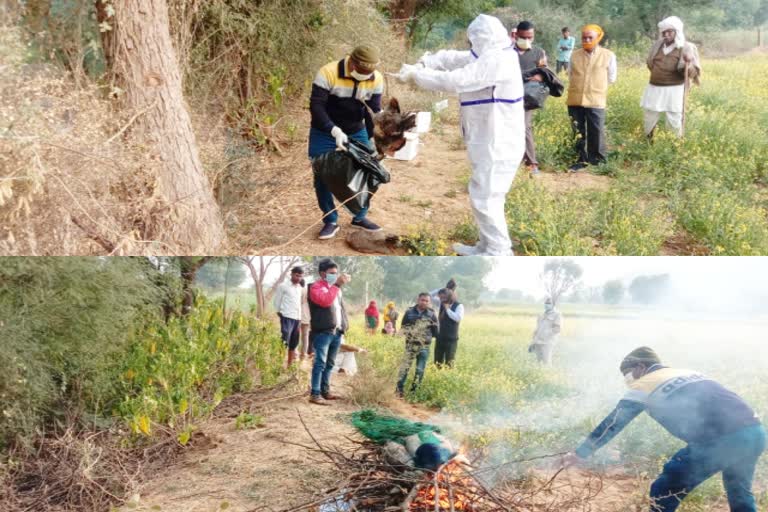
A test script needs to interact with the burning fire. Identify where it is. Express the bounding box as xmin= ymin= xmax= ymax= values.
xmin=410 ymin=451 xmax=477 ymax=511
